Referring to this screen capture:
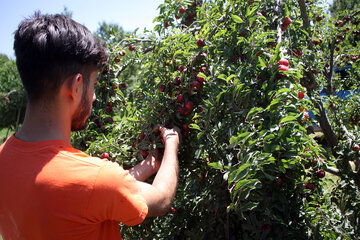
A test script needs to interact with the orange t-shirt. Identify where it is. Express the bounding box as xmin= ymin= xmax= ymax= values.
xmin=0 ymin=135 xmax=148 ymax=240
